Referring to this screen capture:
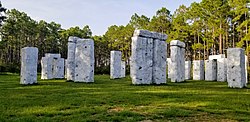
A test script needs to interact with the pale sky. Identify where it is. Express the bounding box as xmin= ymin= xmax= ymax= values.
xmin=2 ymin=0 xmax=201 ymax=35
